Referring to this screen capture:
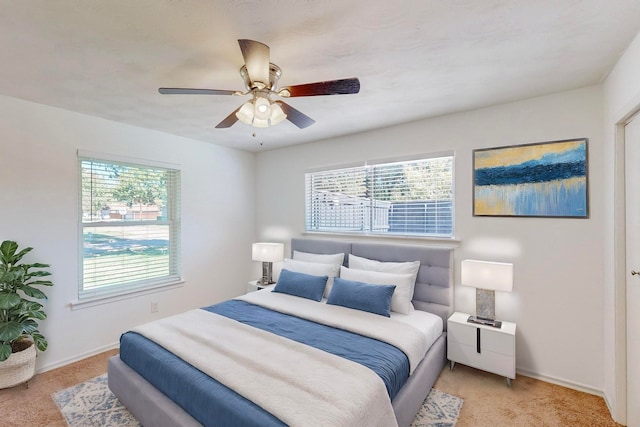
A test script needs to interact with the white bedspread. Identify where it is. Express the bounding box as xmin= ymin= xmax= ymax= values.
xmin=238 ymin=289 xmax=429 ymax=373
xmin=131 ymin=308 xmax=398 ymax=427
